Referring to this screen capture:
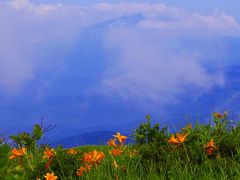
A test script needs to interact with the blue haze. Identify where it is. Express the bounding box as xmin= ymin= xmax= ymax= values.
xmin=0 ymin=1 xmax=240 ymax=146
